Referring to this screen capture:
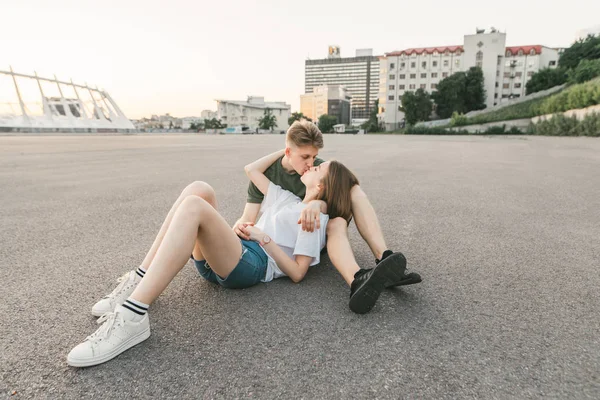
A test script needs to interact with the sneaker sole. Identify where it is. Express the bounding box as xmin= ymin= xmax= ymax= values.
xmin=385 ymin=272 xmax=422 ymax=288
xmin=349 ymin=261 xmax=400 ymax=314
xmin=67 ymin=326 xmax=151 ymax=368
